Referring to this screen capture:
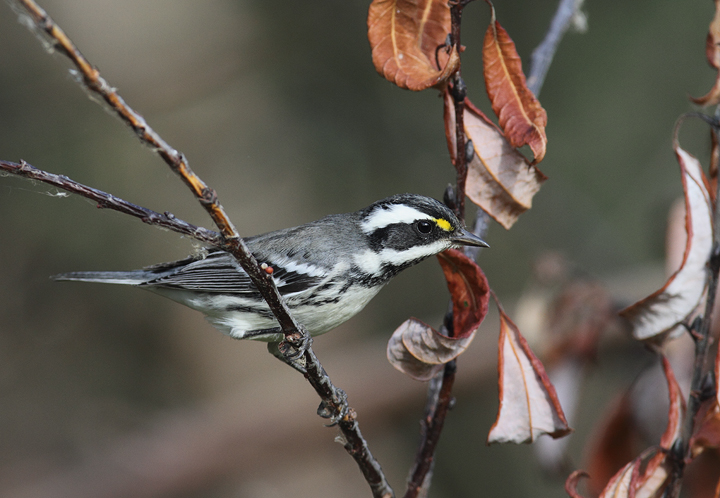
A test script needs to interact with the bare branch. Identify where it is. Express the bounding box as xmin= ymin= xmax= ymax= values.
xmin=0 ymin=159 xmax=224 ymax=246
xmin=527 ymin=0 xmax=586 ymax=97
xmin=8 ymin=1 xmax=393 ymax=495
